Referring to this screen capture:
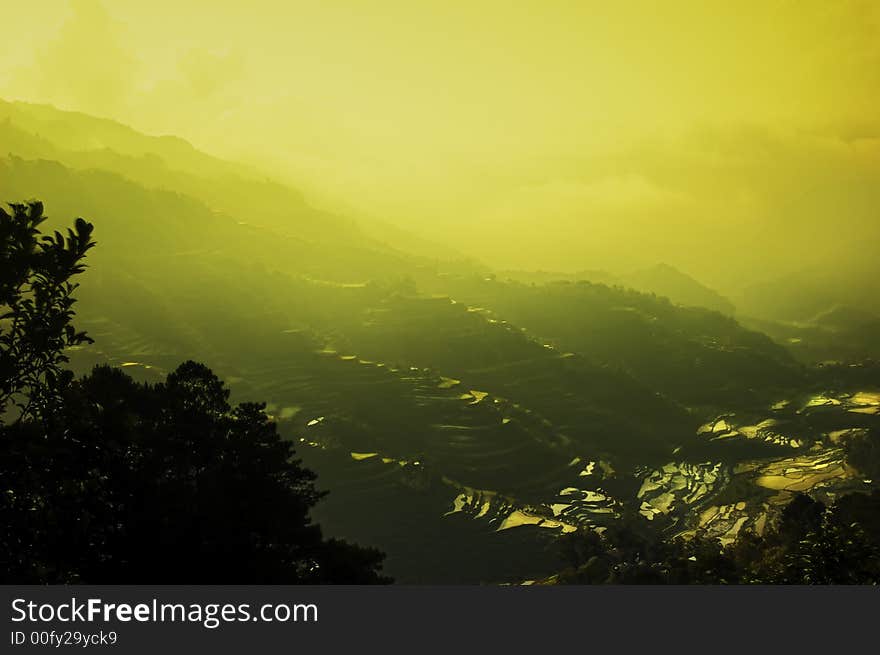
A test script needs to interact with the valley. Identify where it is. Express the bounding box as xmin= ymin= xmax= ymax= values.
xmin=2 ymin=99 xmax=878 ymax=583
